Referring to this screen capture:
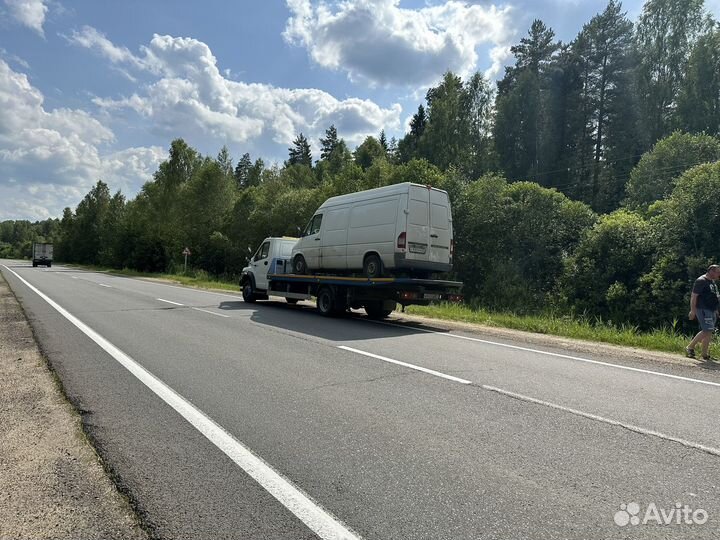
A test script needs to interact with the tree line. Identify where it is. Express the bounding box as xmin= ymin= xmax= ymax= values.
xmin=3 ymin=0 xmax=720 ymax=333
